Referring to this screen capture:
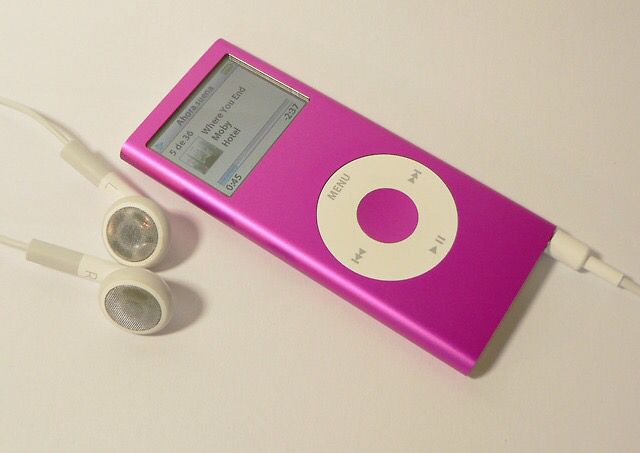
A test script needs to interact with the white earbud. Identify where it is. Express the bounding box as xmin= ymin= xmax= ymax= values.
xmin=21 ymin=238 xmax=172 ymax=334
xmin=61 ymin=140 xmax=170 ymax=268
